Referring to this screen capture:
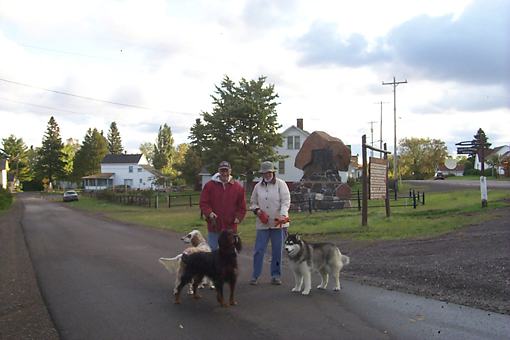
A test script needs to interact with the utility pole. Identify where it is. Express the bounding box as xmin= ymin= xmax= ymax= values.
xmin=368 ymin=120 xmax=377 ymax=158
xmin=382 ymin=77 xmax=407 ymax=181
xmin=374 ymin=101 xmax=389 ymax=157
